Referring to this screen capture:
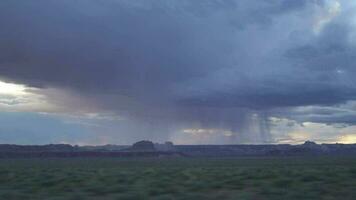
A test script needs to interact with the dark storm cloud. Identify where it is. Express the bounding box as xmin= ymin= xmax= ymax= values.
xmin=0 ymin=0 xmax=311 ymax=97
xmin=286 ymin=23 xmax=355 ymax=72
xmin=281 ymin=103 xmax=356 ymax=126
xmin=0 ymin=0 xmax=356 ymax=143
